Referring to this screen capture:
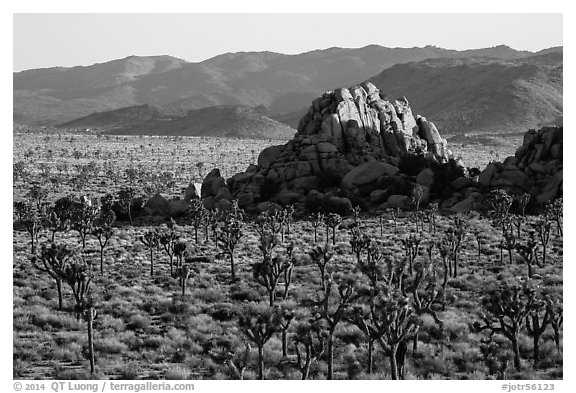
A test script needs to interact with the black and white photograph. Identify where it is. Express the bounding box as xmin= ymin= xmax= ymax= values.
xmin=6 ymin=3 xmax=568 ymax=388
